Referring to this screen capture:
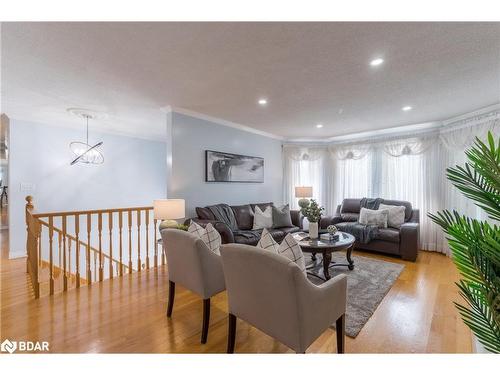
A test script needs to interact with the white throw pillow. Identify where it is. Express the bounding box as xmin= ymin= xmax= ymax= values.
xmin=379 ymin=204 xmax=406 ymax=229
xmin=257 ymin=229 xmax=306 ymax=274
xmin=358 ymin=207 xmax=389 ymax=228
xmin=188 ymin=221 xmax=222 ymax=255
xmin=252 ymin=205 xmax=273 ymax=230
